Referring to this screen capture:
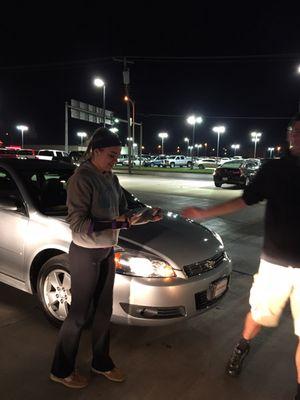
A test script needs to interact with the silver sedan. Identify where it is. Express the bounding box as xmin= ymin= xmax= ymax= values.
xmin=0 ymin=159 xmax=231 ymax=326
